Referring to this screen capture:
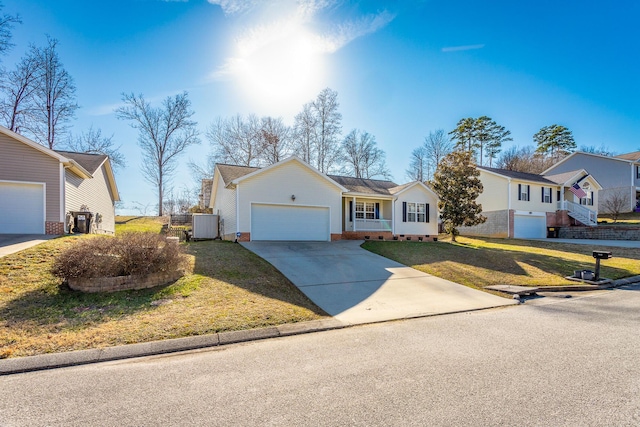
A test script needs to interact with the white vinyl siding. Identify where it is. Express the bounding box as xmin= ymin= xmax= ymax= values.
xmin=251 ymin=204 xmax=330 ymax=241
xmin=65 ymin=165 xmax=116 ymax=234
xmin=237 ymin=160 xmax=342 ymax=236
xmin=210 ymin=170 xmax=237 ymax=240
xmin=394 ymin=185 xmax=438 ymax=236
xmin=0 ymin=181 xmax=45 ymax=233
